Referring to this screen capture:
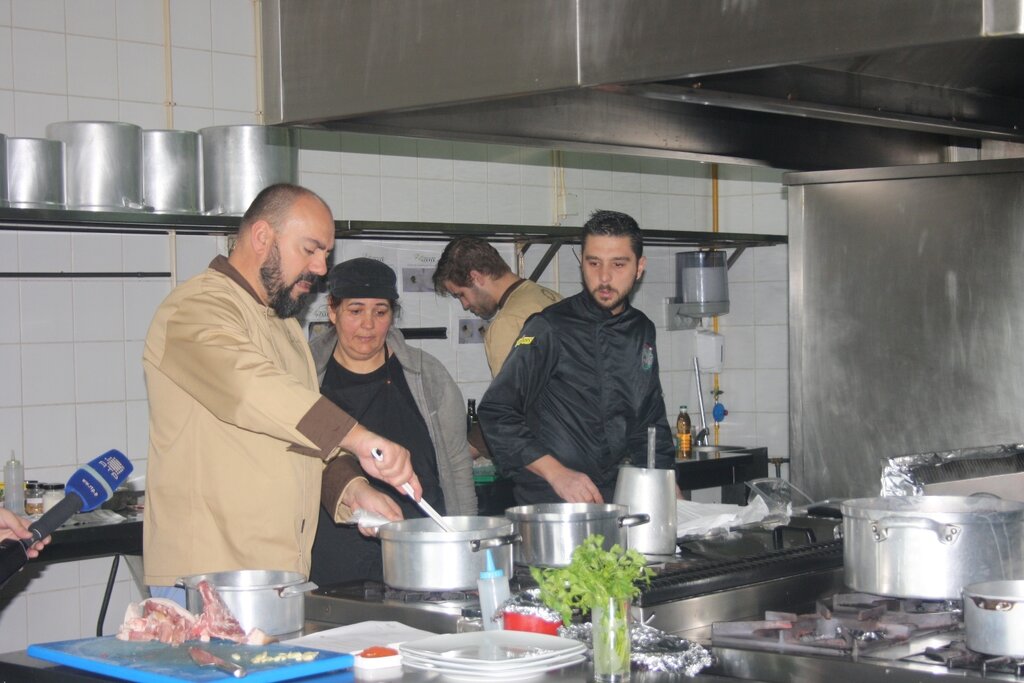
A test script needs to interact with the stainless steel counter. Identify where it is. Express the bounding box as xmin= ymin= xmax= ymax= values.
xmin=0 ymin=647 xmax=753 ymax=682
